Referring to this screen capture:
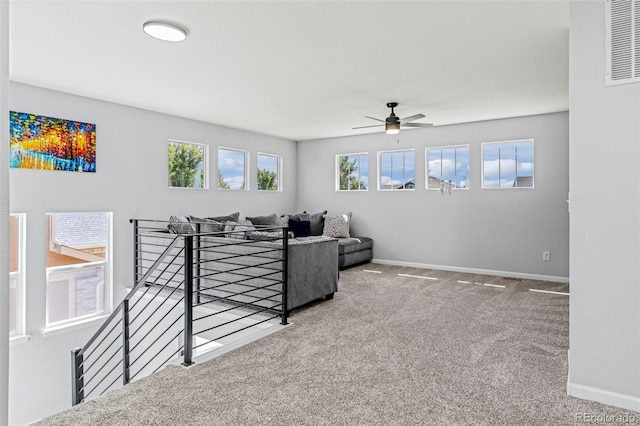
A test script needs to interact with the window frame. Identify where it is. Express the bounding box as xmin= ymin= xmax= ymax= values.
xmin=256 ymin=152 xmax=282 ymax=192
xmin=481 ymin=139 xmax=535 ymax=189
xmin=167 ymin=139 xmax=209 ymax=190
xmin=425 ymin=144 xmax=470 ymax=190
xmin=44 ymin=212 xmax=113 ymax=331
xmin=336 ymin=152 xmax=369 ymax=192
xmin=218 ymin=147 xmax=249 ymax=191
xmin=10 ymin=213 xmax=26 ymax=340
xmin=377 ymin=148 xmax=416 ymax=191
